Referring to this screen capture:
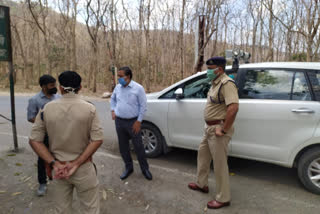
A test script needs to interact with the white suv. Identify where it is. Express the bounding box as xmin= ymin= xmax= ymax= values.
xmin=140 ymin=62 xmax=320 ymax=194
